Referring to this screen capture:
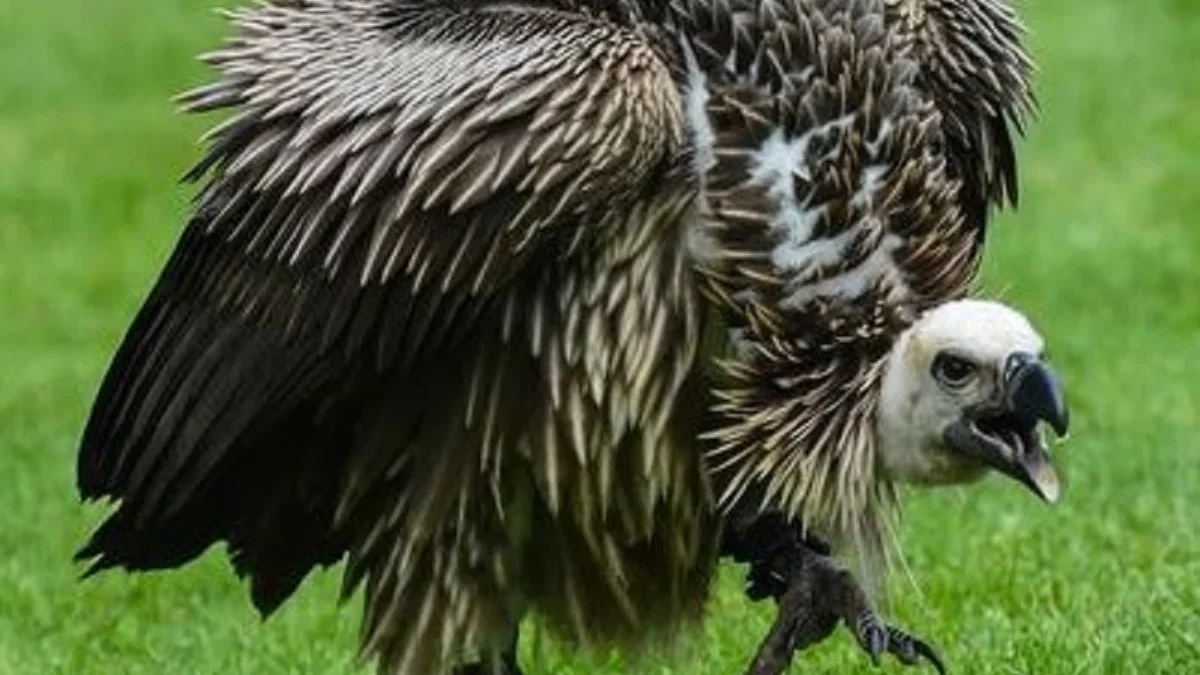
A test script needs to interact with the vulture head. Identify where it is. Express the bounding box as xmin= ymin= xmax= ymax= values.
xmin=877 ymin=299 xmax=1068 ymax=503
